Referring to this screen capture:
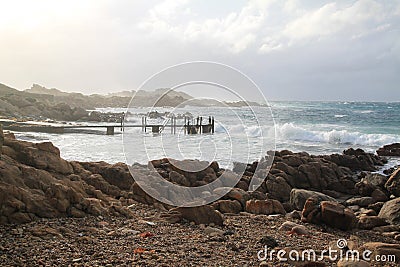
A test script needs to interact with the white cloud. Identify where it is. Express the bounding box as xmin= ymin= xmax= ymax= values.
xmin=283 ymin=0 xmax=384 ymax=40
xmin=139 ymin=0 xmax=276 ymax=53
